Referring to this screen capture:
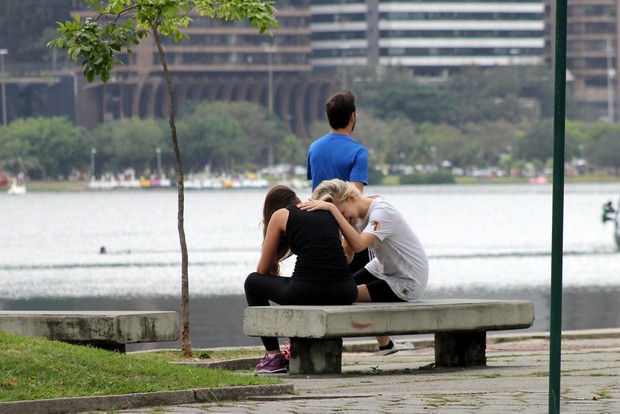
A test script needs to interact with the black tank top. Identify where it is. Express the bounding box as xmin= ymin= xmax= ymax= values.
xmin=285 ymin=205 xmax=353 ymax=282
